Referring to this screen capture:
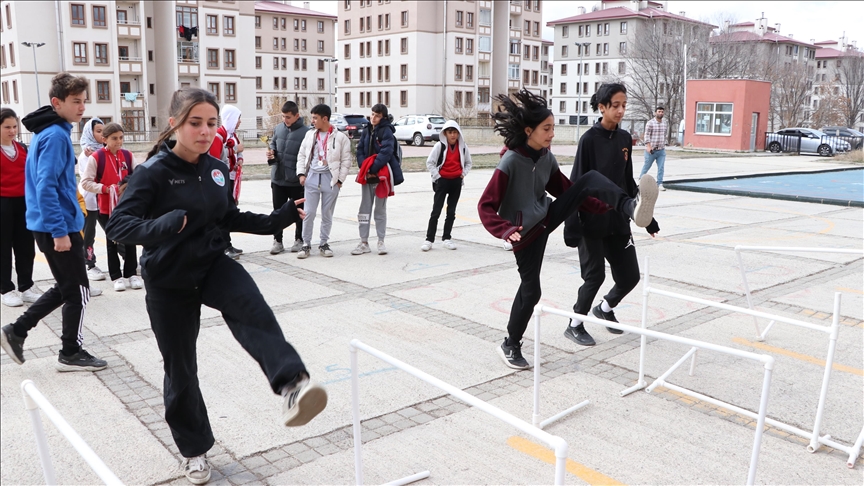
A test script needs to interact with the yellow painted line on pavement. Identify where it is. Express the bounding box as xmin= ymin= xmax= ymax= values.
xmin=836 ymin=286 xmax=864 ymax=295
xmin=507 ymin=436 xmax=626 ymax=486
xmin=733 ymin=337 xmax=863 ymax=376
